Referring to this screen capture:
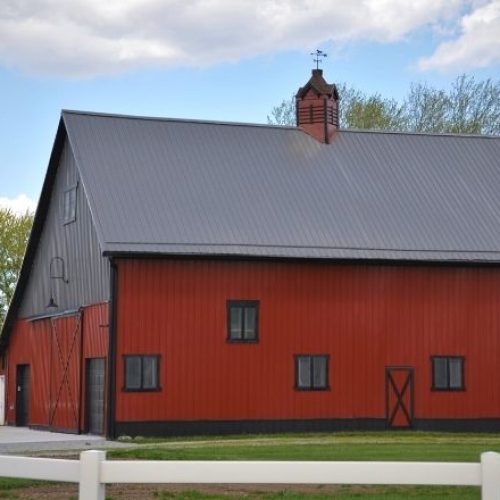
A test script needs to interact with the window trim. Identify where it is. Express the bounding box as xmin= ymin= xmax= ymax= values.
xmin=226 ymin=300 xmax=260 ymax=343
xmin=431 ymin=355 xmax=465 ymax=392
xmin=63 ymin=183 xmax=78 ymax=225
xmin=122 ymin=354 xmax=161 ymax=392
xmin=294 ymin=354 xmax=330 ymax=391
